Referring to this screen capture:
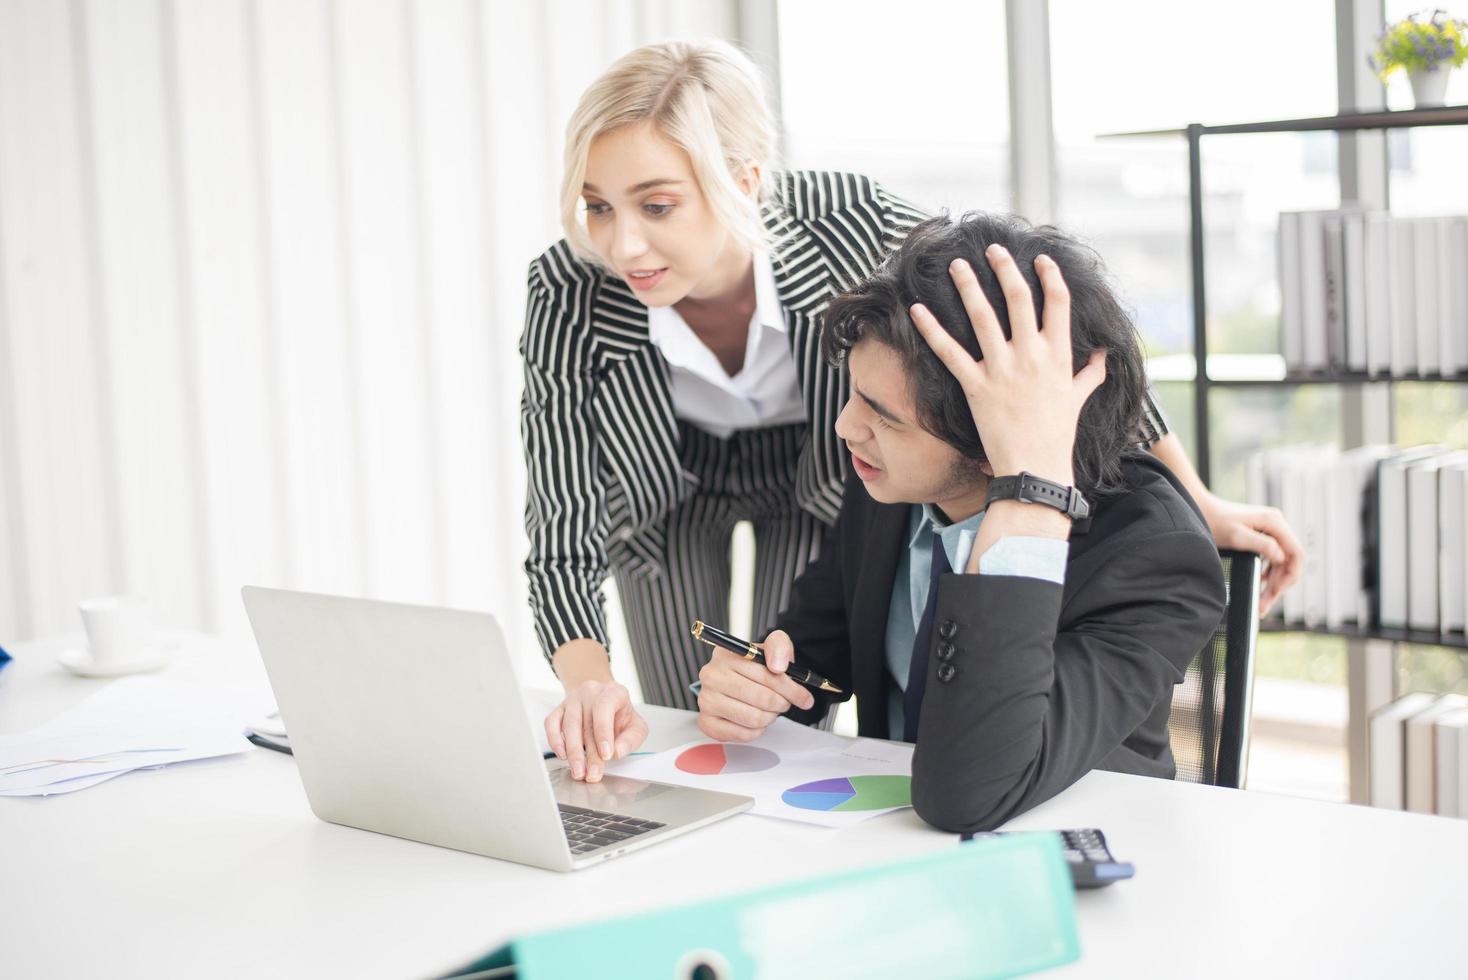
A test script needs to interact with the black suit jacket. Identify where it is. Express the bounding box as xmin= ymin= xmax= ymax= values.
xmin=778 ymin=454 xmax=1227 ymax=833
